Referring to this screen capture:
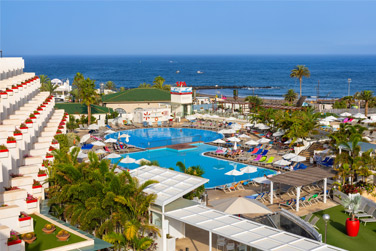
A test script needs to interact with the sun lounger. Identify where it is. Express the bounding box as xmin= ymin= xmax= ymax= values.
xmin=309 ymin=216 xmax=320 ymax=230
xmin=261 ymin=150 xmax=269 ymax=156
xmin=218 ymin=185 xmax=231 ymax=193
xmin=249 ymin=148 xmax=259 ymax=154
xmin=252 ymin=149 xmax=263 ymax=155
xmin=304 ymin=213 xmax=313 ymax=222
xmin=258 ymin=156 xmax=267 ymax=163
xmin=360 ymin=217 xmax=376 ymax=225
xmin=262 ymin=156 xmax=274 ymax=165
xmin=234 ymin=181 xmax=245 ymax=190
xmin=355 ymin=207 xmax=376 ymax=218
xmin=299 ymin=163 xmax=308 ymax=170
xmin=346 ymin=202 xmax=367 ymax=215
xmin=252 ymin=155 xmax=262 ymax=162
xmin=343 ymin=118 xmax=349 ymax=123
xmin=279 ymin=199 xmax=295 ymax=210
